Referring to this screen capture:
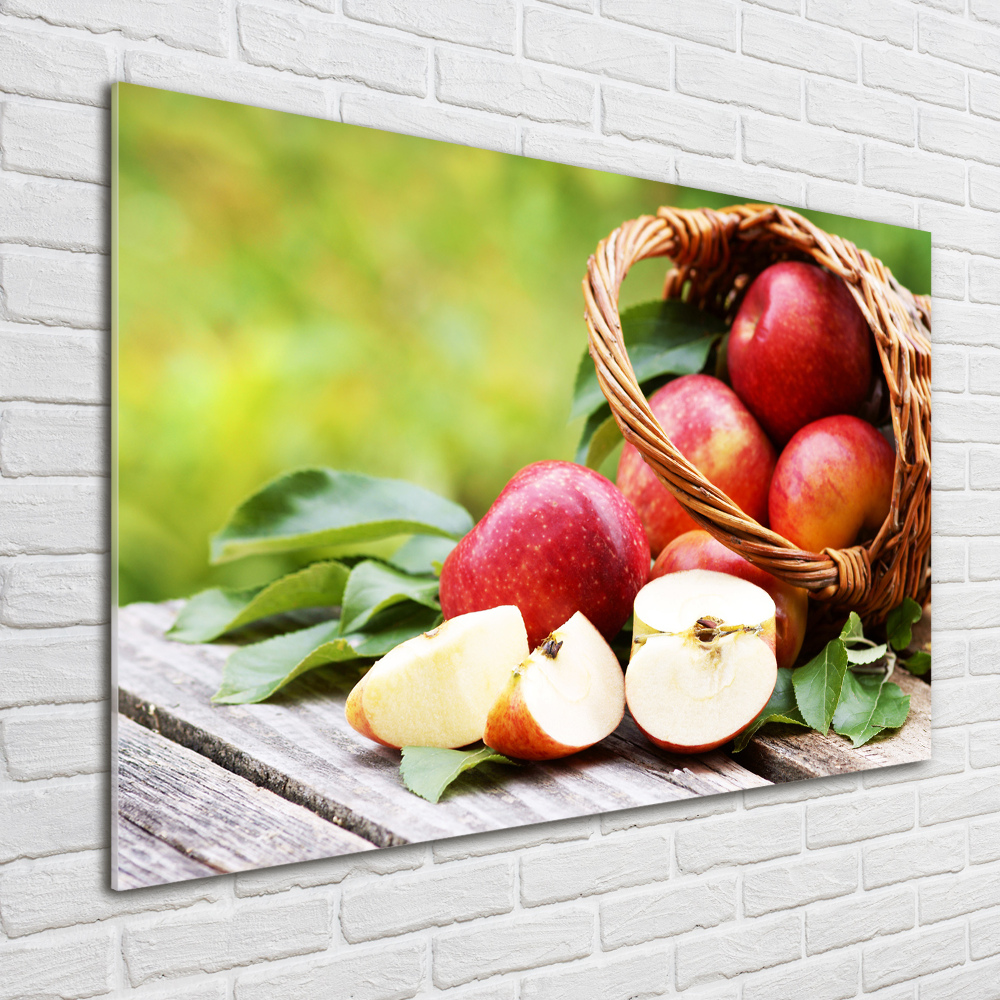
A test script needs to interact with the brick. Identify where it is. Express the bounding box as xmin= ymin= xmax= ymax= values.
xmin=0 ymin=554 xmax=107 ymax=628
xmin=932 ymin=632 xmax=967 ymax=678
xmin=0 ymin=626 xmax=105 ymax=707
xmin=930 ymin=248 xmax=966 ymax=300
xmin=919 ymin=11 xmax=1000 ymax=75
xmin=0 ymin=325 xmax=105 ymax=403
xmin=920 ymin=958 xmax=1000 ymax=1000
xmin=863 ymin=144 xmax=965 ymax=204
xmin=600 ymin=794 xmax=737 ymax=834
xmin=972 ymin=817 xmax=1000 ymax=864
xmin=937 ymin=398 xmax=1000 ymax=442
xmin=970 ymin=541 xmax=1000 ymax=580
xmin=935 ymin=300 xmax=1000 ymax=348
xmin=807 ymin=0 xmax=913 ymax=46
xmin=433 ymin=908 xmax=593 ymax=988
xmin=920 ymin=866 xmax=1000 ymax=924
xmin=933 ymin=537 xmax=966 ymax=582
xmin=431 ymin=985 xmax=515 ymax=1000
xmin=540 ymin=0 xmax=592 ymax=8
xmin=677 ymin=154 xmax=802 ymax=204
xmin=344 ymin=0 xmax=516 ymax=53
xmin=124 ymin=898 xmax=331 ymax=986
xmin=600 ymin=873 xmax=737 ymax=949
xmin=522 ymin=125 xmax=670 ymax=181
xmin=863 ymin=43 xmax=966 ymax=110
xmin=935 ymin=347 xmax=967 ymax=393
xmin=0 ymin=404 xmax=105 ymax=476
xmin=521 ymin=831 xmax=670 ymax=906
xmin=0 ymin=26 xmax=112 ymax=106
xmin=124 ymin=984 xmax=226 ymax=1000
xmin=743 ymin=951 xmax=859 ymax=1000
xmin=520 ymin=949 xmax=669 ymax=1000
xmin=971 ymin=446 xmax=1000 ymax=488
xmin=341 ymin=858 xmax=513 ymax=942
xmin=524 ymin=7 xmax=671 ymax=90
xmin=0 ymin=925 xmax=114 ymax=1000
xmin=0 ymin=251 xmax=107 ymax=329
xmin=437 ymin=49 xmax=592 ymax=125
xmin=861 ymin=727 xmax=965 ymax=787
xmin=936 ymin=494 xmax=1000 ymax=534
xmin=675 ymin=913 xmax=802 ymax=990
xmin=677 ymin=46 xmax=800 ymax=118
xmin=743 ymin=10 xmax=857 ymax=80
xmin=806 ymin=885 xmax=914 ymax=954
xmin=2 ymin=701 xmax=105 ymax=779
xmin=935 ymin=585 xmax=1000 ymax=630
xmin=0 ymin=101 xmax=105 ymax=184
xmin=0 ymin=479 xmax=104 ymax=556
xmin=971 ymin=71 xmax=1000 ymax=121
xmin=239 ymin=4 xmax=427 ymax=96
xmin=971 ymin=910 xmax=1000 ymax=959
xmin=971 ymin=164 xmax=1000 ymax=213
xmin=124 ymin=50 xmax=328 ymax=119
xmin=806 ymin=78 xmax=914 ymax=144
xmin=807 ymin=789 xmax=913 ymax=847
xmin=342 ymin=91 xmax=517 ymax=154
xmin=936 ymin=676 xmax=1000 ymax=725
xmin=805 ymin=180 xmax=914 ymax=228
xmin=602 ymin=86 xmax=737 ymax=156
xmin=433 ymin=816 xmax=591 ymax=861
xmin=863 ymin=827 xmax=965 ymax=889
xmin=743 ymin=850 xmax=858 ymax=916
xmin=601 ymin=0 xmax=738 ymax=50
xmin=970 ymin=725 xmax=1000 ymax=767
xmin=972 ymin=0 xmax=1000 ymax=26
xmin=921 ymin=107 xmax=1000 ymax=167
xmin=863 ymin=924 xmax=966 ymax=991
xmin=0 ymin=773 xmax=102 ymax=863
xmin=744 ymin=773 xmax=858 ymax=808
xmin=921 ymin=202 xmax=1000 ymax=258
xmin=968 ymin=631 xmax=1000 ymax=675
xmin=970 ymin=257 xmax=1000 ymax=304
xmin=934 ymin=444 xmax=966 ymax=490
xmin=234 ymin=942 xmax=424 ymax=1000
xmin=676 ymin=808 xmax=801 ymax=874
